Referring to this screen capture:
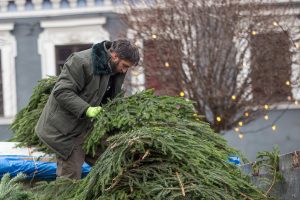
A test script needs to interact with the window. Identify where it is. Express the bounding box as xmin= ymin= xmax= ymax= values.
xmin=39 ymin=17 xmax=108 ymax=78
xmin=250 ymin=31 xmax=292 ymax=104
xmin=55 ymin=44 xmax=92 ymax=75
xmin=143 ymin=39 xmax=182 ymax=96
